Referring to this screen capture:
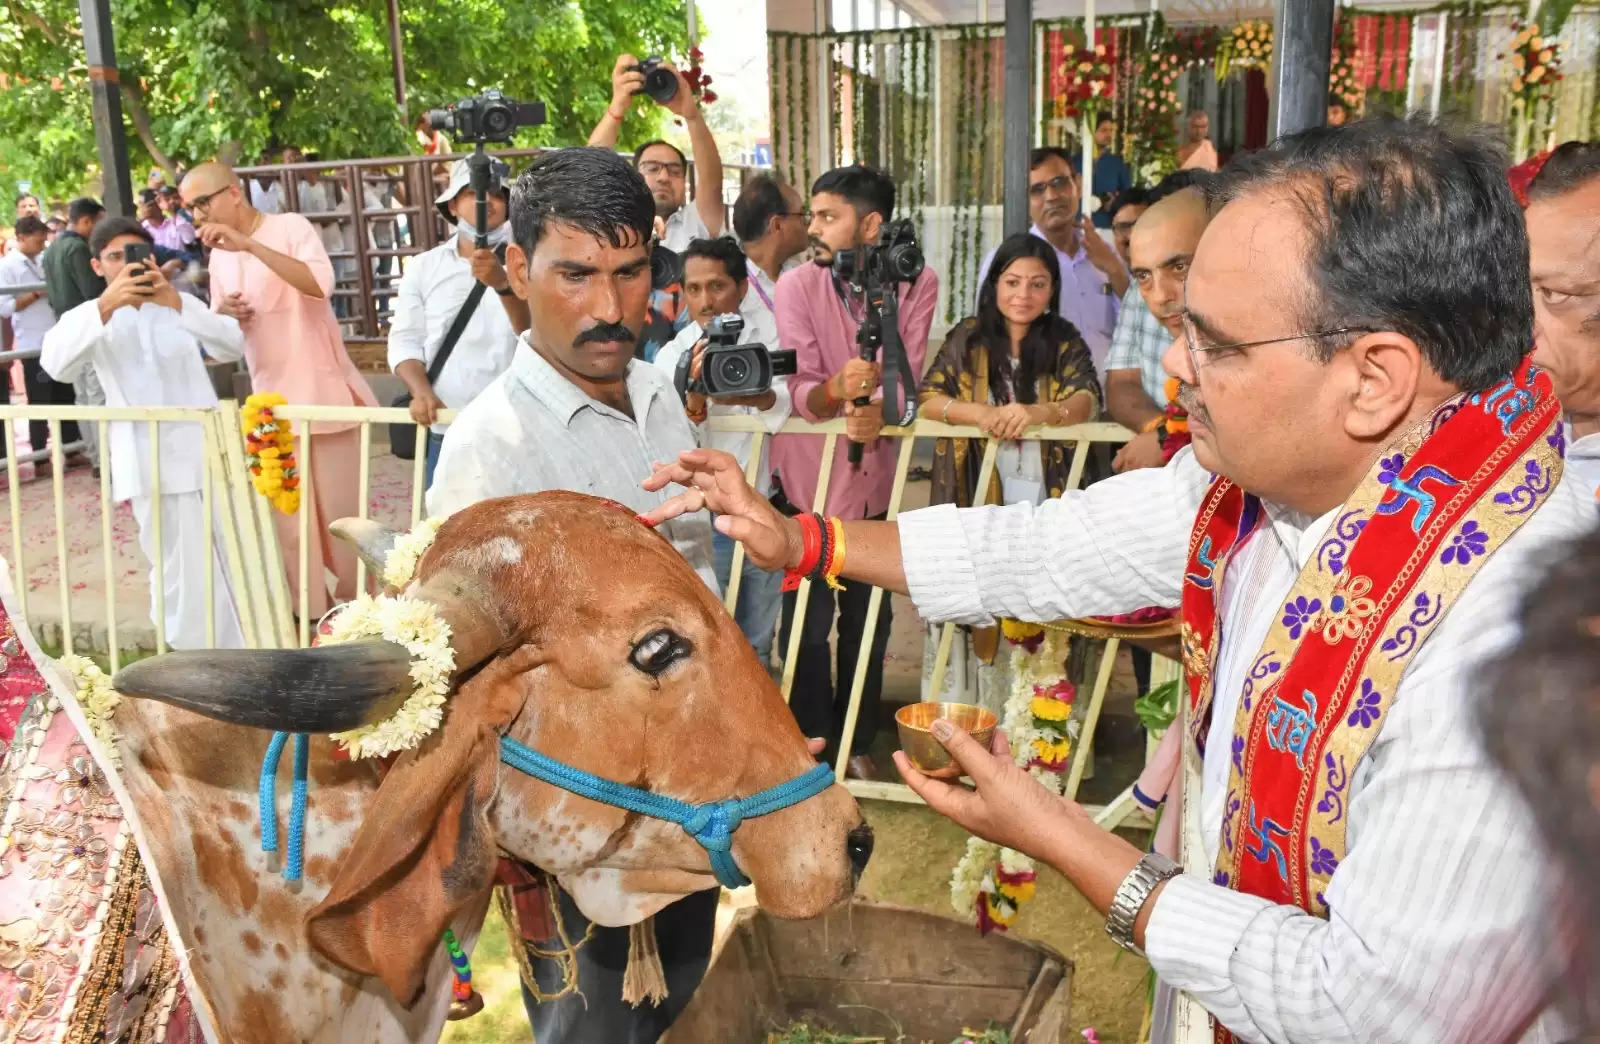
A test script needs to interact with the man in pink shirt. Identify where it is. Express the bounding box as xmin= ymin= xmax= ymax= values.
xmin=770 ymin=164 xmax=938 ymax=779
xmin=180 ymin=162 xmax=379 ymax=620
